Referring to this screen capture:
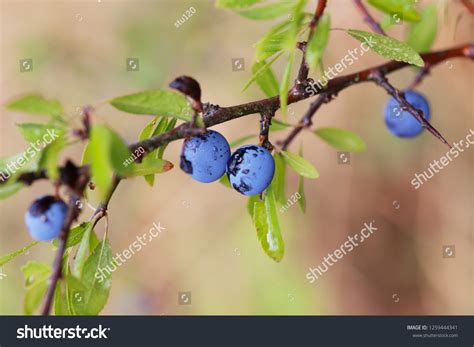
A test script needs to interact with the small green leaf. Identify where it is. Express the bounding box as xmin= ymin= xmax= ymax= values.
xmin=110 ymin=90 xmax=193 ymax=121
xmin=16 ymin=123 xmax=64 ymax=143
xmin=6 ymin=94 xmax=64 ymax=119
xmin=229 ymin=135 xmax=255 ymax=148
xmin=347 ymin=29 xmax=424 ymax=67
xmin=255 ymin=20 xmax=292 ymax=61
xmin=84 ymin=125 xmax=131 ymax=200
xmin=314 ymin=127 xmax=367 ymax=152
xmin=283 ymin=0 xmax=307 ymax=51
xmin=306 ymin=13 xmax=331 ymax=71
xmin=138 ymin=116 xmax=174 ymax=186
xmin=247 ymin=194 xmax=260 ymax=218
xmin=69 ymin=240 xmax=113 ymax=315
xmin=279 ymin=51 xmax=295 ymax=119
xmin=252 ymin=60 xmax=280 ymax=97
xmin=297 ymin=146 xmax=306 ymax=213
xmin=281 ymin=150 xmax=319 ymax=179
xmin=53 ymin=222 xmax=91 ymax=249
xmin=253 ymin=187 xmax=284 ymax=262
xmin=38 ymin=137 xmax=67 ymax=181
xmin=54 ymin=283 xmax=68 ymax=315
xmin=216 ymin=0 xmax=263 ymax=9
xmin=406 ymin=4 xmax=437 ymax=53
xmin=0 ymin=182 xmax=24 ymax=200
xmin=0 ymin=241 xmax=39 ymax=266
xmin=126 ymin=158 xmax=174 ymax=177
xmin=242 ymin=52 xmax=284 ymax=93
xmin=270 ymin=119 xmax=291 ymax=132
xmin=72 ymin=223 xmax=94 ymax=277
xmin=272 ymin=153 xmax=286 ymax=203
xmin=238 ymin=1 xmax=294 ymax=20
xmin=21 ymin=261 xmax=51 ymax=315
xmin=367 ymin=0 xmax=421 ymax=22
